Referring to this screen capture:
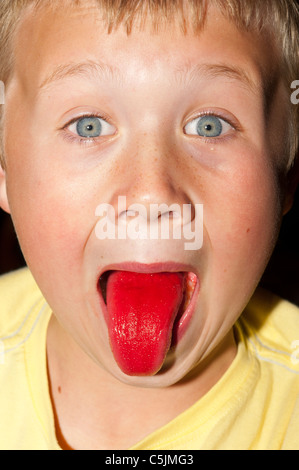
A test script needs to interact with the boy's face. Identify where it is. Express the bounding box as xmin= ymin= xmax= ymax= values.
xmin=0 ymin=2 xmax=289 ymax=386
